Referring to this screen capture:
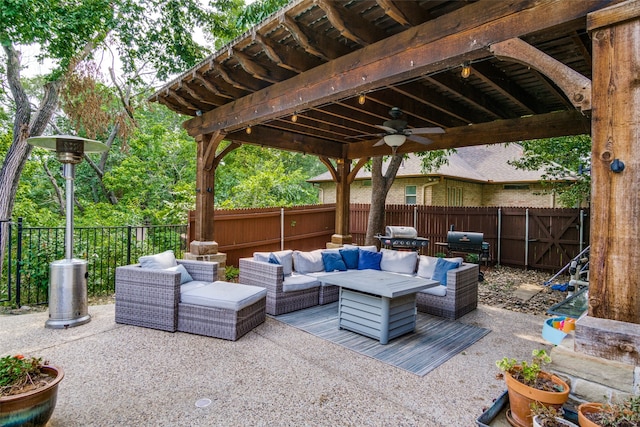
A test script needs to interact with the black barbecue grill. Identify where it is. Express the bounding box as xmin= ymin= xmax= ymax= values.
xmin=376 ymin=226 xmax=429 ymax=252
xmin=437 ymin=229 xmax=491 ymax=262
